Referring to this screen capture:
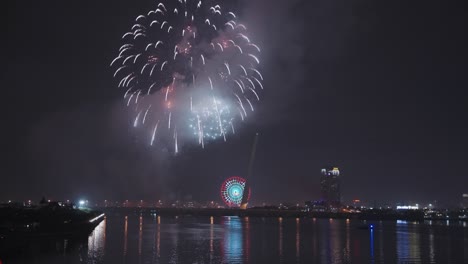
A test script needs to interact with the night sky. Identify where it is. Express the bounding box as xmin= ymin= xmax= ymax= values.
xmin=5 ymin=0 xmax=467 ymax=206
